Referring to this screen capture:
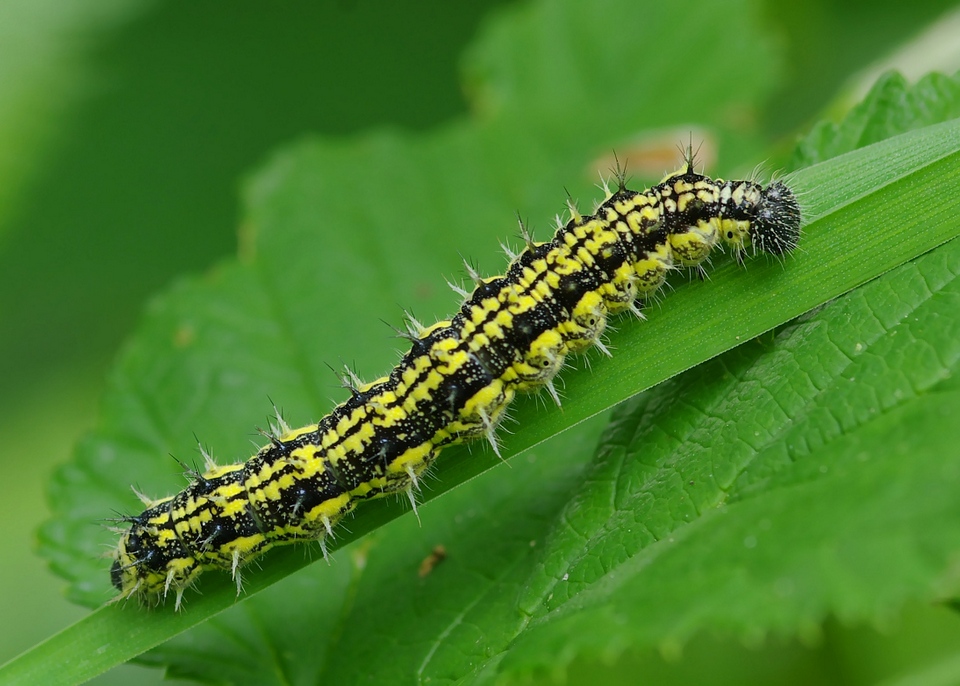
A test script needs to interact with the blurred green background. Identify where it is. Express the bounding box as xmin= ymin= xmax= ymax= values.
xmin=1 ymin=1 xmax=958 ymax=683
